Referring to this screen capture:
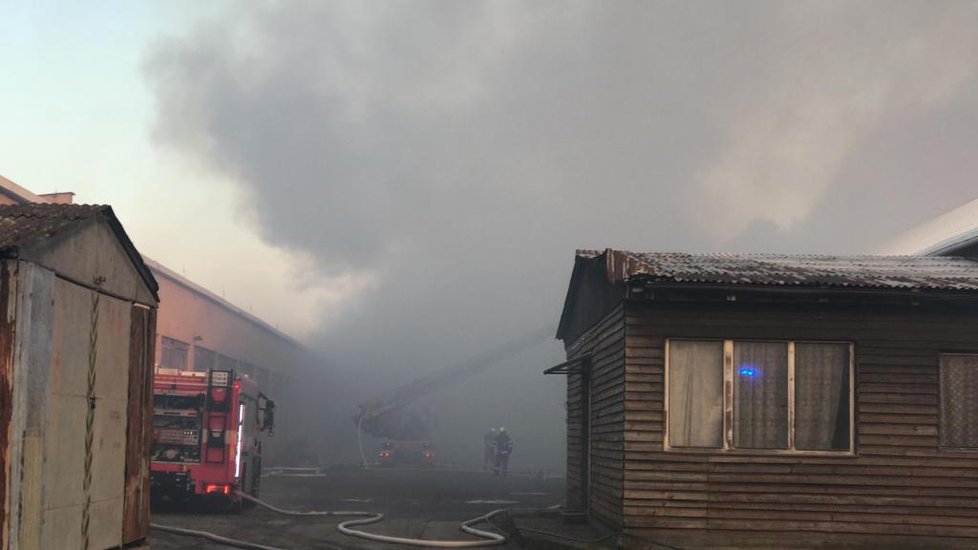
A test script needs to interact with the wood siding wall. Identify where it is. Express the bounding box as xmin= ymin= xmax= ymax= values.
xmin=566 ymin=304 xmax=626 ymax=528
xmin=622 ymin=301 xmax=978 ymax=547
